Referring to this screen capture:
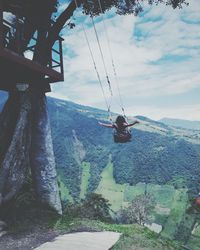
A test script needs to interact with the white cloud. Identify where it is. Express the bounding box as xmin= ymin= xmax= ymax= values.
xmin=50 ymin=0 xmax=200 ymax=120
xmin=125 ymin=103 xmax=200 ymax=121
